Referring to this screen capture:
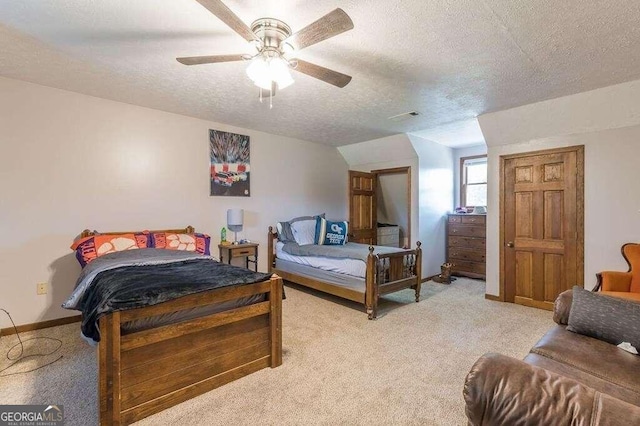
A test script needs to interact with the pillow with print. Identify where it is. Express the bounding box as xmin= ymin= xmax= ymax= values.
xmin=151 ymin=232 xmax=211 ymax=255
xmin=315 ymin=218 xmax=348 ymax=246
xmin=71 ymin=233 xmax=149 ymax=267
